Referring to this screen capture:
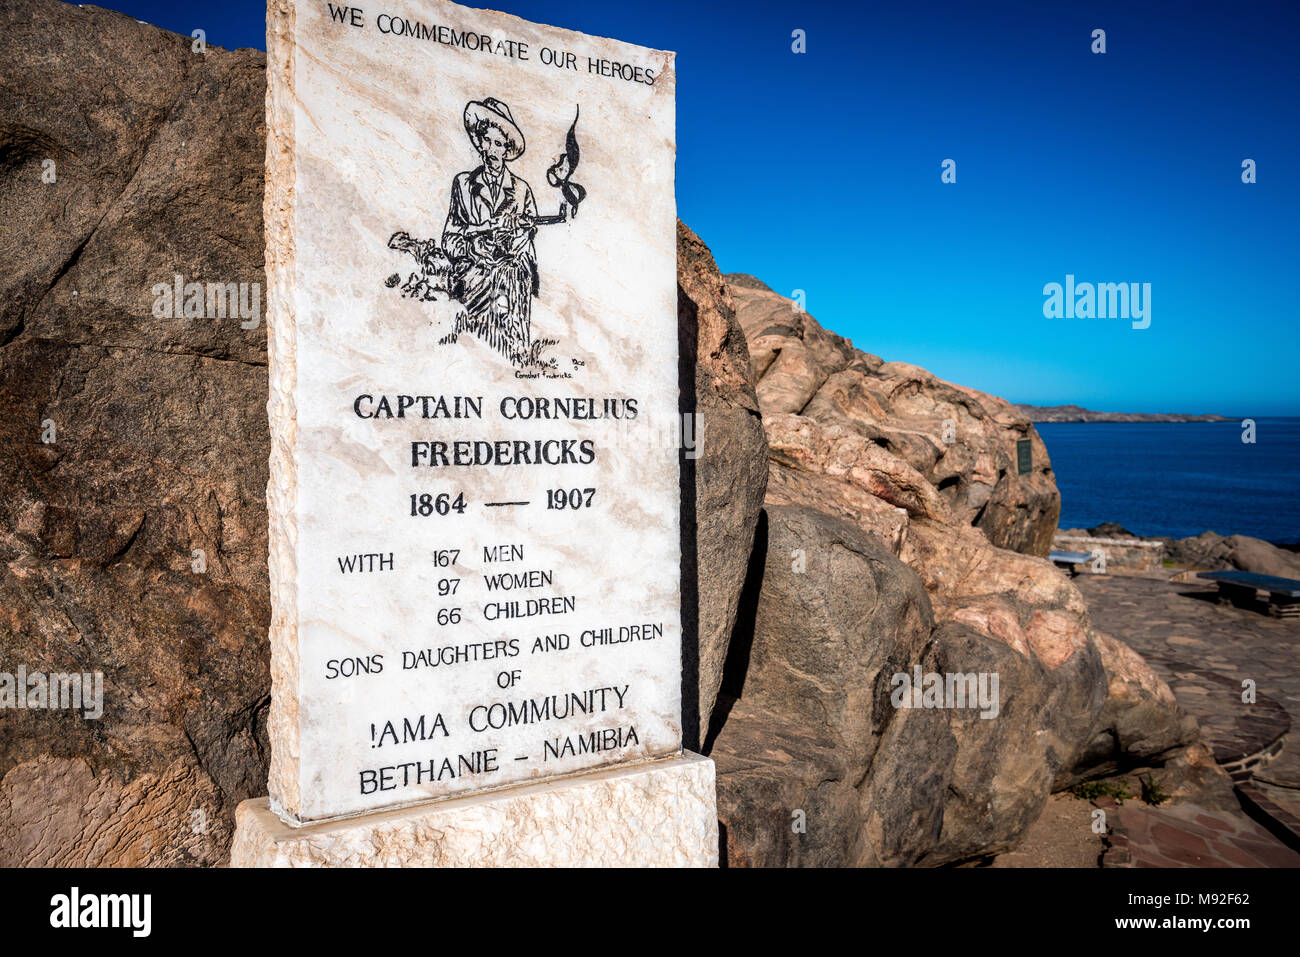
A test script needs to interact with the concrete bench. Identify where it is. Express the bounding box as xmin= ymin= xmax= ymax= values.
xmin=1198 ymin=570 xmax=1300 ymax=619
xmin=1050 ymin=549 xmax=1094 ymax=576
